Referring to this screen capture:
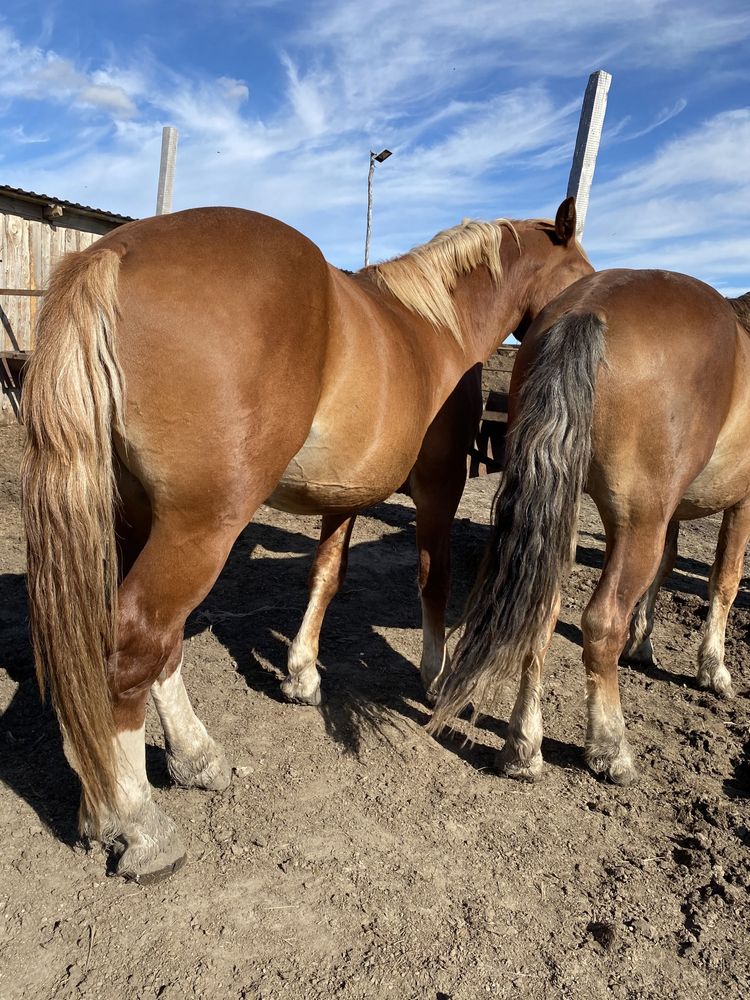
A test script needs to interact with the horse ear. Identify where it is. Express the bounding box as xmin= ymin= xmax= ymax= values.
xmin=554 ymin=197 xmax=577 ymax=246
